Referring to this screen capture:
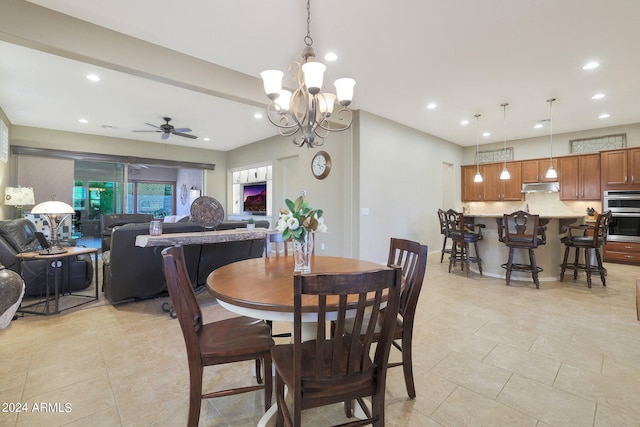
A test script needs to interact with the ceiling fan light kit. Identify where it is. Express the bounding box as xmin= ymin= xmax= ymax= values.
xmin=261 ymin=0 xmax=355 ymax=148
xmin=133 ymin=117 xmax=197 ymax=140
